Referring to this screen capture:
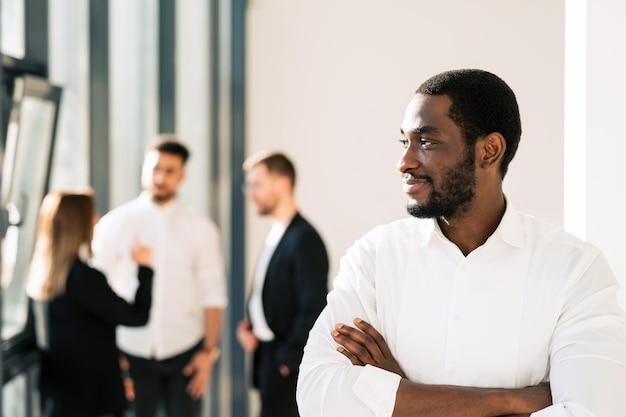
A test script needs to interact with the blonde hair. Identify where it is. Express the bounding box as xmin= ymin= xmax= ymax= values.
xmin=26 ymin=190 xmax=96 ymax=300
